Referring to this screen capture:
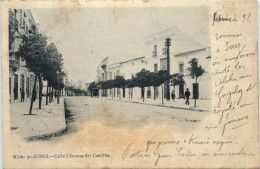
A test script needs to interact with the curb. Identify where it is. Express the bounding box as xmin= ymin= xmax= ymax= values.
xmin=26 ymin=128 xmax=67 ymax=141
xmin=26 ymin=98 xmax=67 ymax=141
xmin=102 ymin=98 xmax=210 ymax=112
